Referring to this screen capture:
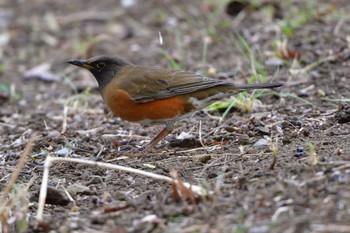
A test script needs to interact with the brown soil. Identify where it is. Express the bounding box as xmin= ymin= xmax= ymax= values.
xmin=1 ymin=0 xmax=350 ymax=232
